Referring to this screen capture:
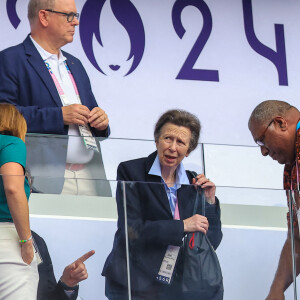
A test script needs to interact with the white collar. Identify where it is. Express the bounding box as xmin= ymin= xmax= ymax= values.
xmin=148 ymin=154 xmax=190 ymax=185
xmin=30 ymin=35 xmax=66 ymax=62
